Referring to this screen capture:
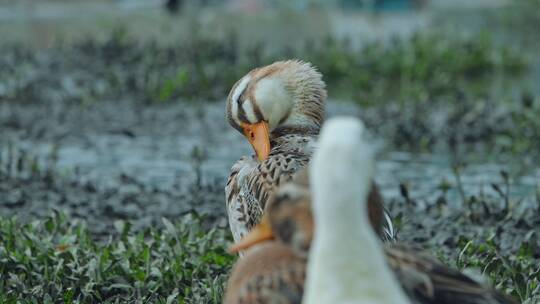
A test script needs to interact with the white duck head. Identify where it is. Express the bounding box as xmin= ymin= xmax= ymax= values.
xmin=226 ymin=60 xmax=327 ymax=161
